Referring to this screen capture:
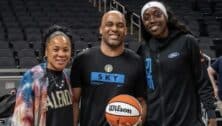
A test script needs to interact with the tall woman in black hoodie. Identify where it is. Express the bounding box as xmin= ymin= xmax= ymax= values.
xmin=137 ymin=1 xmax=217 ymax=126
